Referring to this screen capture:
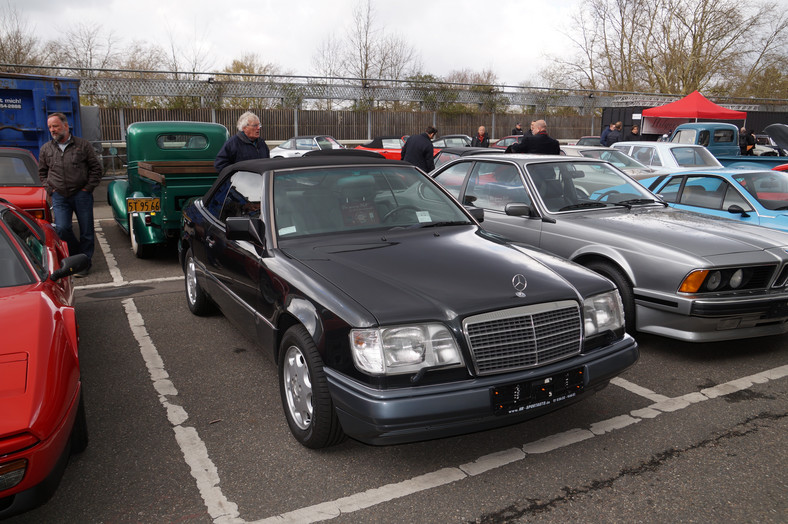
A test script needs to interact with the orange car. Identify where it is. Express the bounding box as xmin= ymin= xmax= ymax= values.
xmin=0 ymin=147 xmax=51 ymax=222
